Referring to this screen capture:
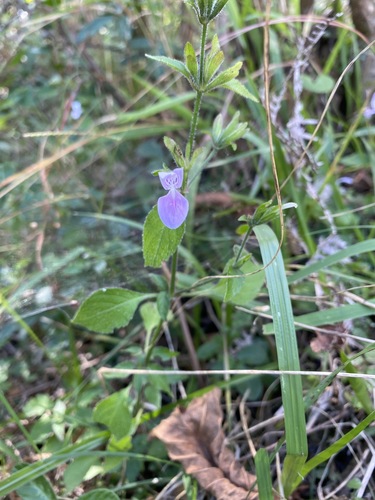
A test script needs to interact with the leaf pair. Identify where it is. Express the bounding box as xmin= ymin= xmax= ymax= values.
xmin=146 ymin=36 xmax=257 ymax=101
